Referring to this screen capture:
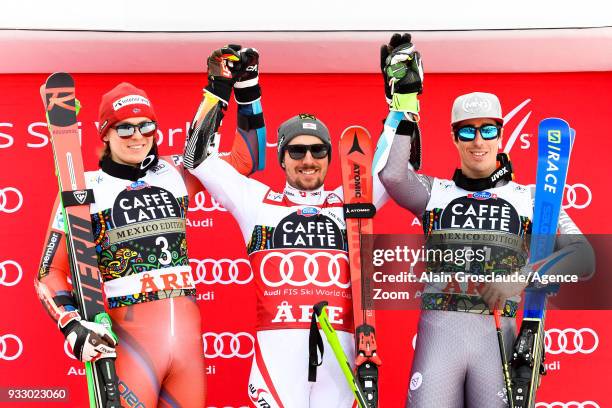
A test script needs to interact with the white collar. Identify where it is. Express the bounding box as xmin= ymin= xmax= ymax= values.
xmin=283 ymin=183 xmax=325 ymax=205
